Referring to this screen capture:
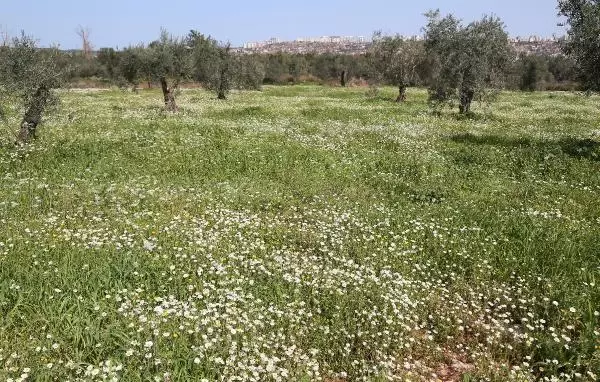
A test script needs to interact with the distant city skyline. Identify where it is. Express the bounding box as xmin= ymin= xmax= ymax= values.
xmin=1 ymin=0 xmax=565 ymax=50
xmin=238 ymin=34 xmax=562 ymax=56
xmin=242 ymin=33 xmax=563 ymax=49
